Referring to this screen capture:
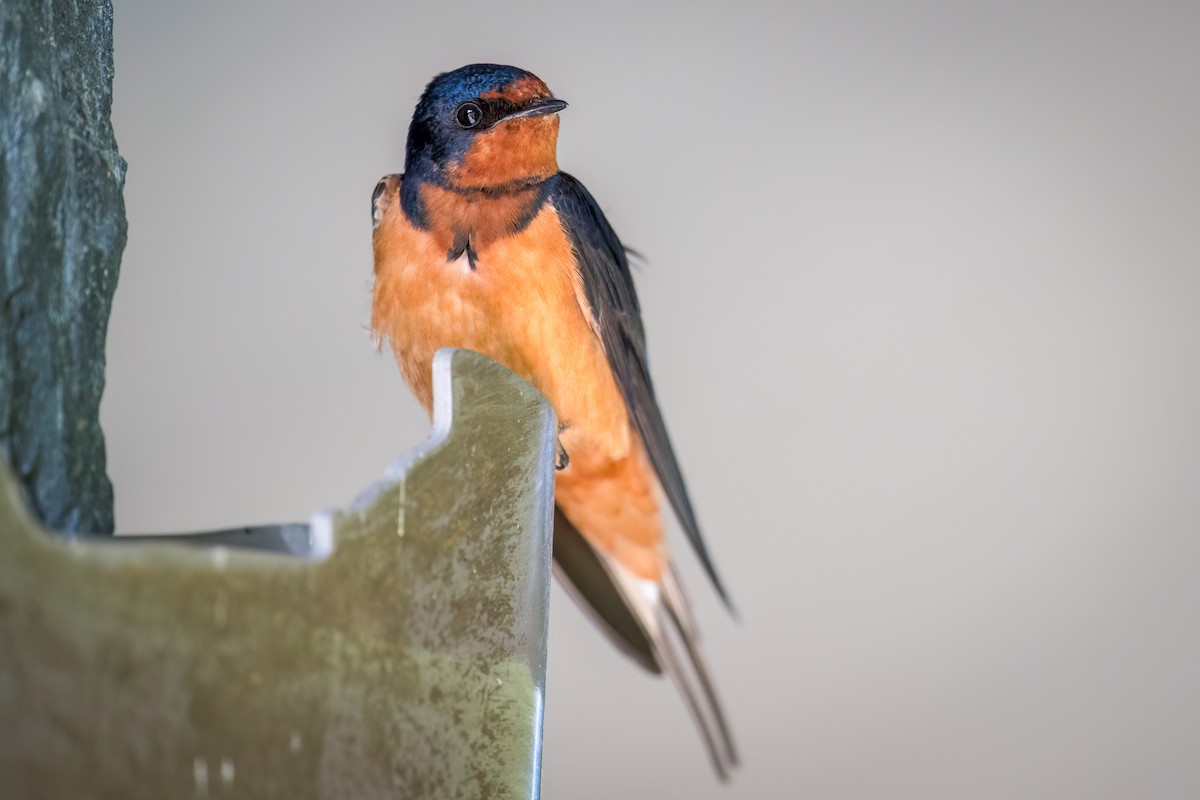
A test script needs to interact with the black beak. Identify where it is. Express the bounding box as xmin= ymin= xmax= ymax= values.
xmin=504 ymin=97 xmax=568 ymax=121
